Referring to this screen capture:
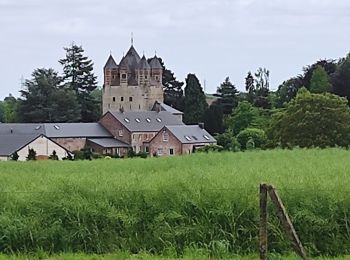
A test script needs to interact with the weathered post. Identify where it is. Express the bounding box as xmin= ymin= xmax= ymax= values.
xmin=267 ymin=185 xmax=307 ymax=260
xmin=259 ymin=183 xmax=268 ymax=260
